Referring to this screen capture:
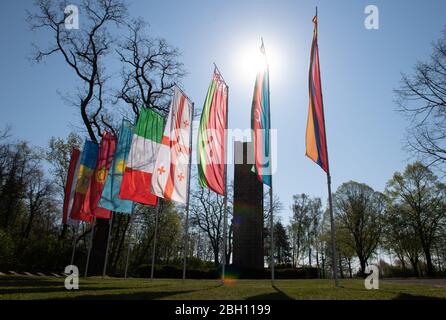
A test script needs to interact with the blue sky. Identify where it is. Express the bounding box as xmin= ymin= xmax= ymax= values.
xmin=1 ymin=0 xmax=446 ymax=223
